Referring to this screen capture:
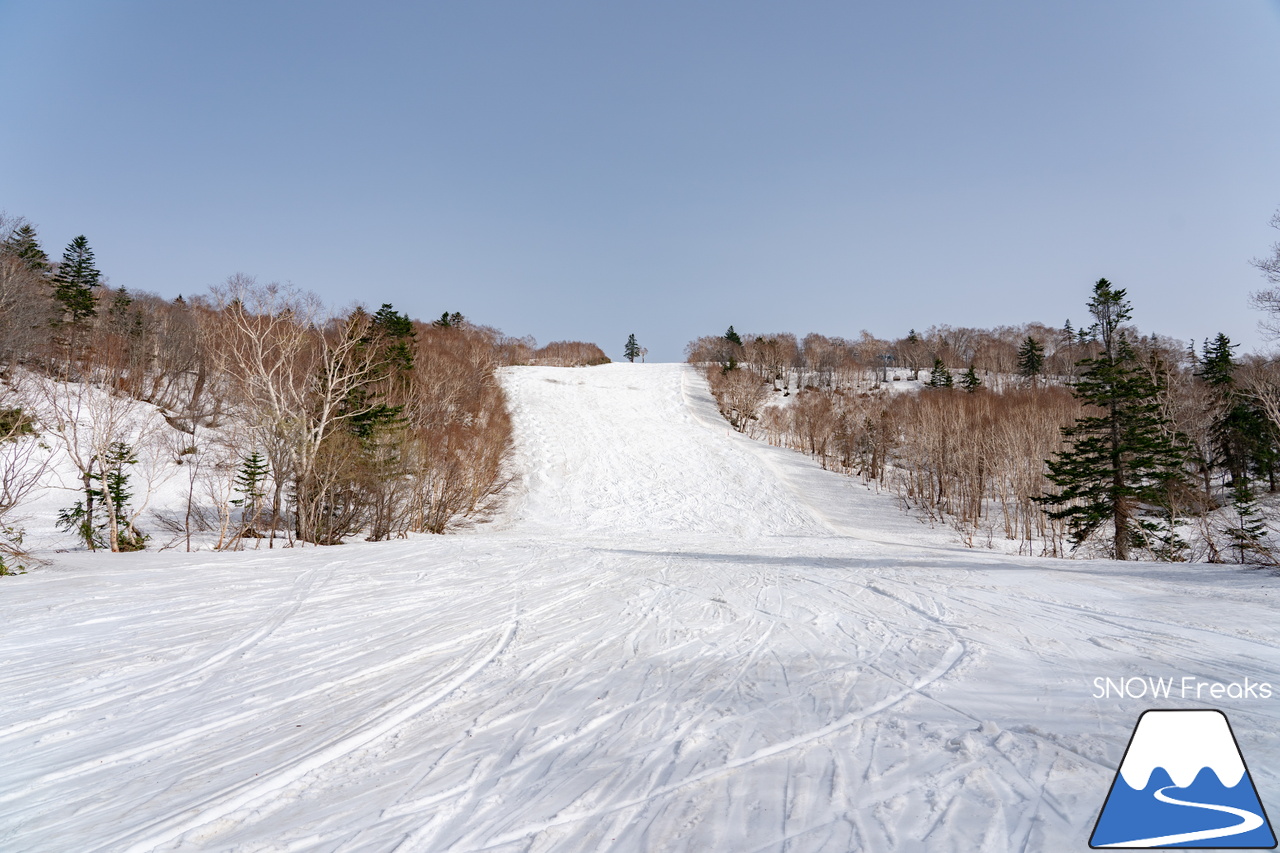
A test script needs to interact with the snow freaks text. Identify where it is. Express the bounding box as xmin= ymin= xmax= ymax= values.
xmin=1092 ymin=676 xmax=1274 ymax=701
